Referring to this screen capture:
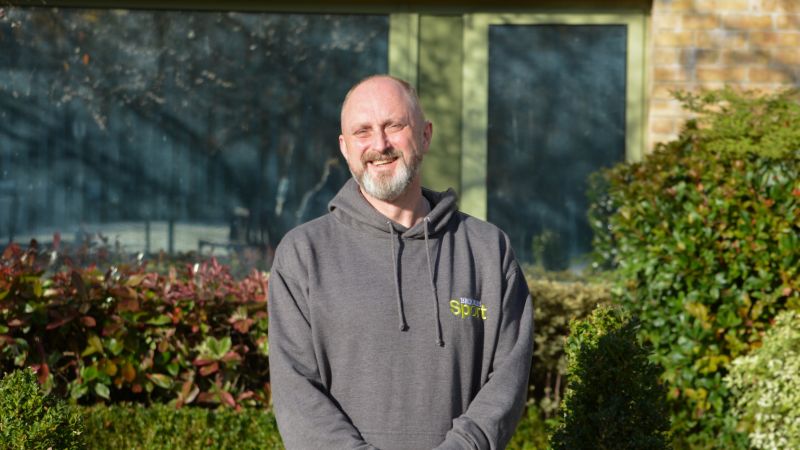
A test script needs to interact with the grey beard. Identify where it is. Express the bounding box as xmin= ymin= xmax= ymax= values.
xmin=352 ymin=154 xmax=421 ymax=201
